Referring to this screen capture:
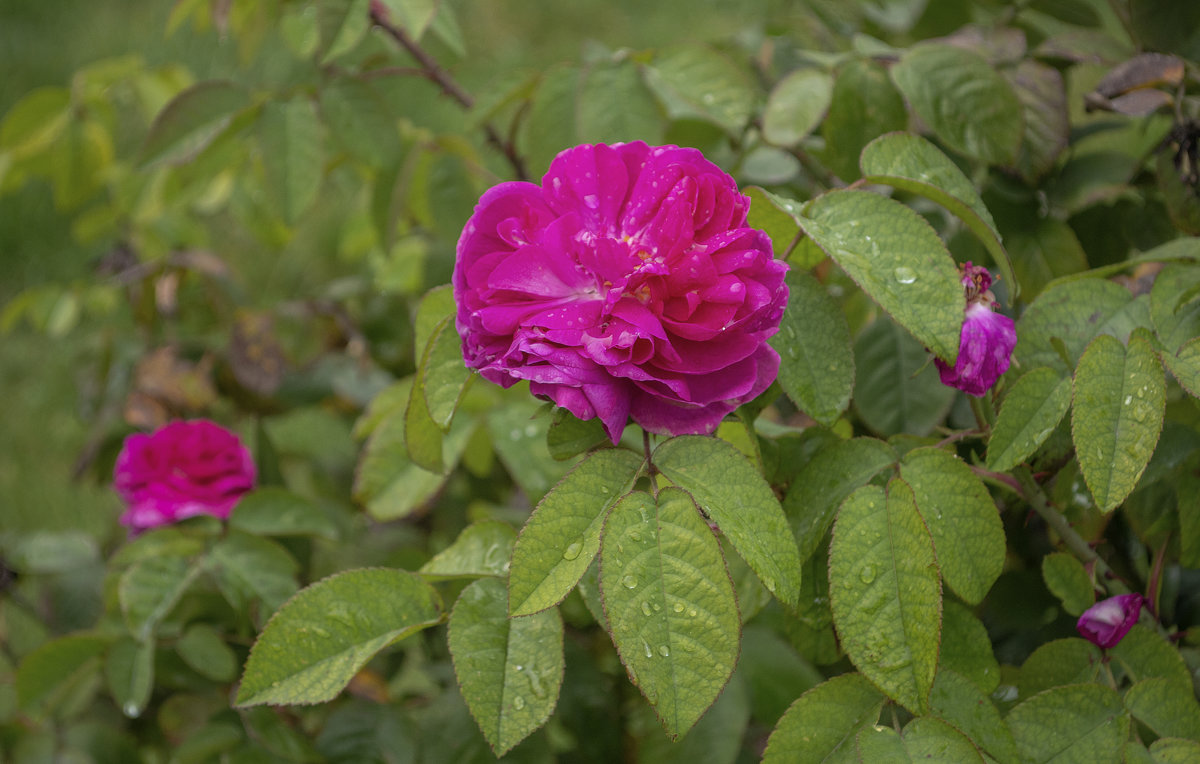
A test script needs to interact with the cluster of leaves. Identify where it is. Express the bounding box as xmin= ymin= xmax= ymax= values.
xmin=4 ymin=0 xmax=1200 ymax=761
